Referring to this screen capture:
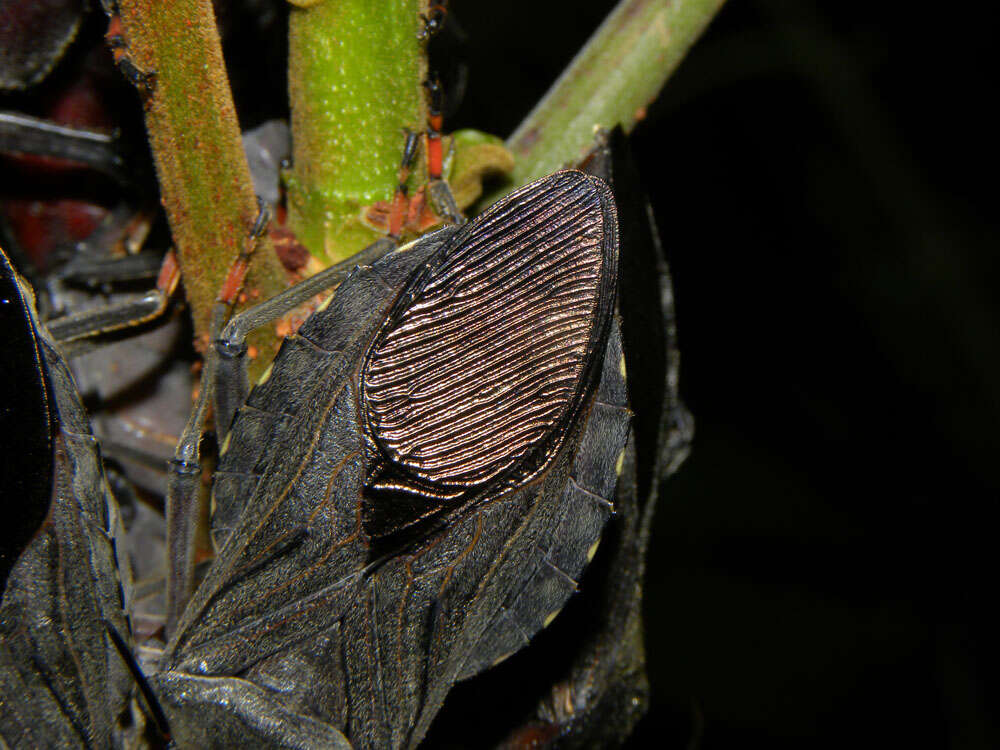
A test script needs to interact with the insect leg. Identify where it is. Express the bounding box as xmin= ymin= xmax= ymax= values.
xmin=163 ymin=235 xmax=397 ymax=634
xmin=215 ymin=197 xmax=272 ymax=312
xmin=104 ymin=11 xmax=156 ymax=102
xmin=164 ymin=142 xmax=414 ymax=626
xmin=423 ymin=72 xmax=465 ymax=225
xmin=418 ymin=1 xmax=448 ymax=41
xmin=47 ymin=249 xmax=181 ymax=348
xmin=55 ymin=248 xmax=163 ymax=287
xmin=0 ymin=111 xmax=129 ymax=183
xmin=213 ymin=135 xmax=418 ymax=439
xmin=162 ymin=199 xmax=273 ymax=634
xmin=387 ymin=130 xmax=421 ymax=240
xmin=213 ymin=236 xmax=398 ymax=442
xmin=104 ymin=620 xmax=173 ymax=744
xmin=50 ymin=203 xmax=160 ymax=287
xmin=164 ymin=301 xmax=227 ymax=639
